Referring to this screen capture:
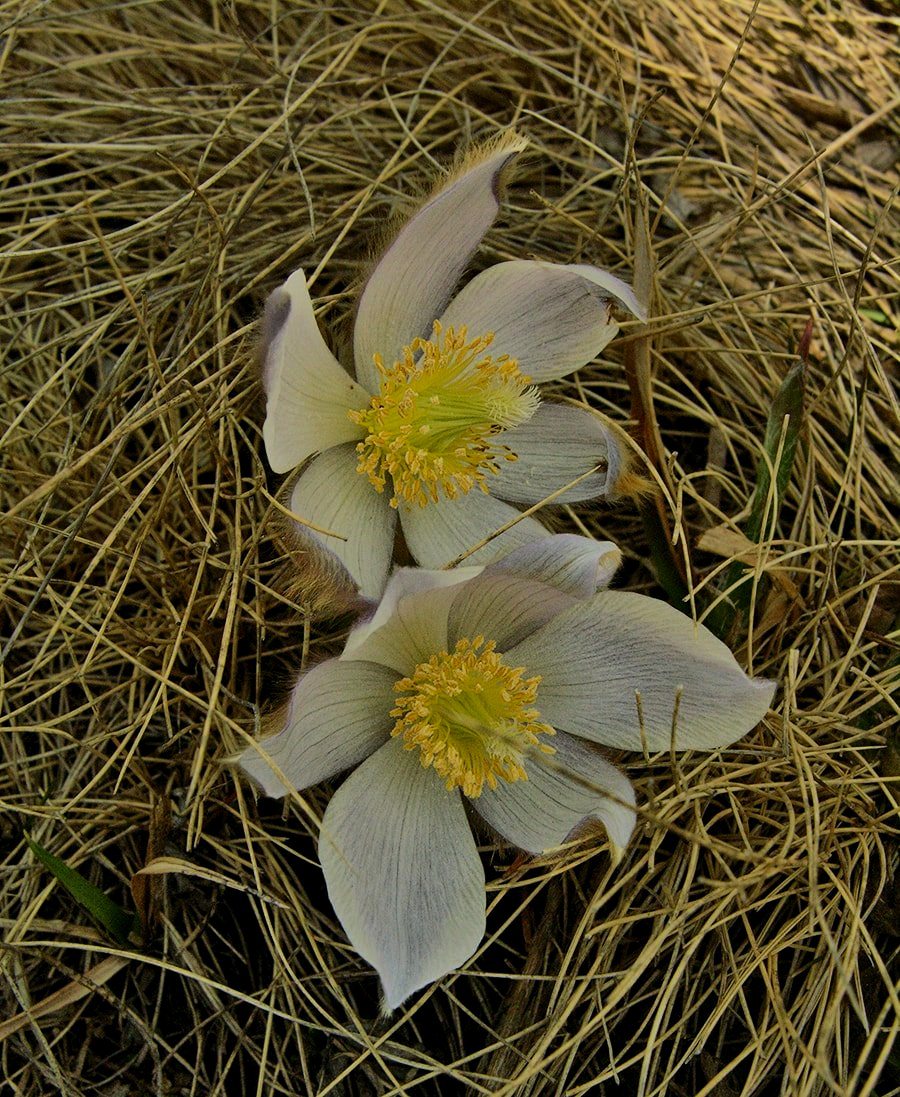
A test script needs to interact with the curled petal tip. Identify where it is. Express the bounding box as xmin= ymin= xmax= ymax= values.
xmin=261 ymin=270 xmax=369 ymax=473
